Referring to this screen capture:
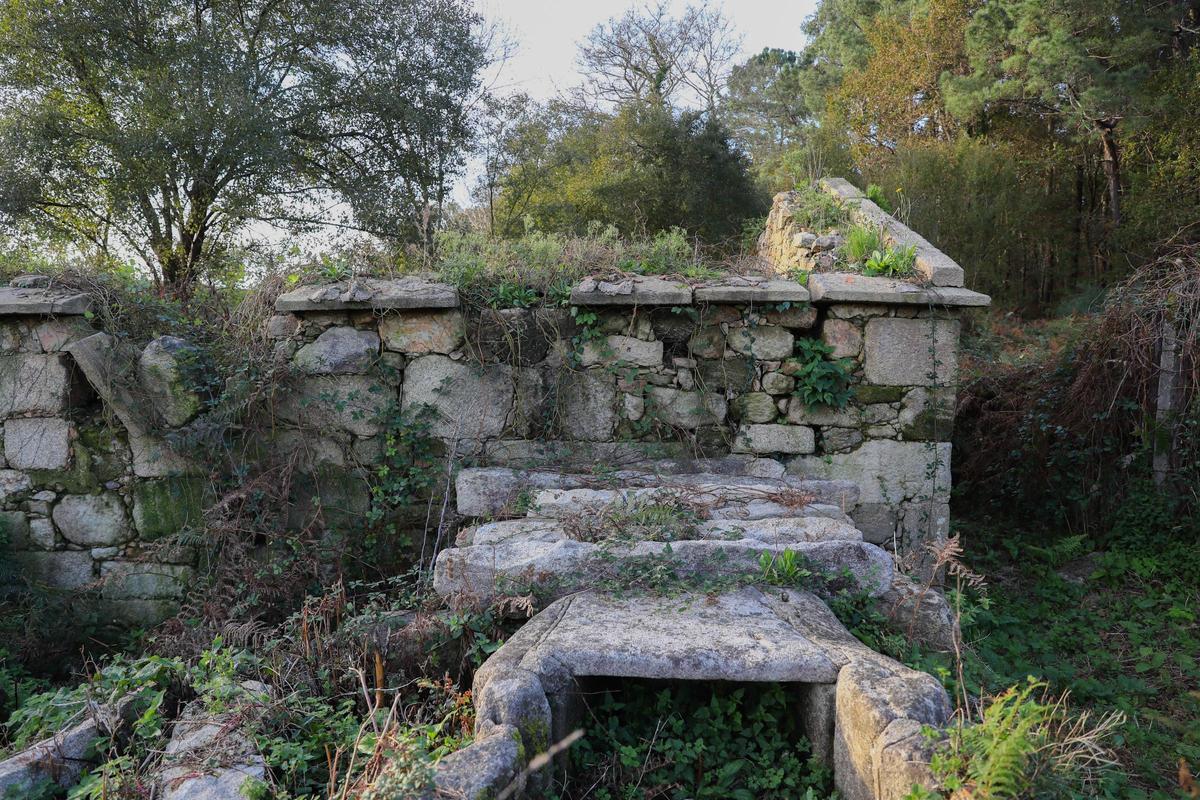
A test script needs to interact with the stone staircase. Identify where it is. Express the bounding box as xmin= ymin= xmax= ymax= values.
xmin=428 ymin=464 xmax=956 ymax=800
